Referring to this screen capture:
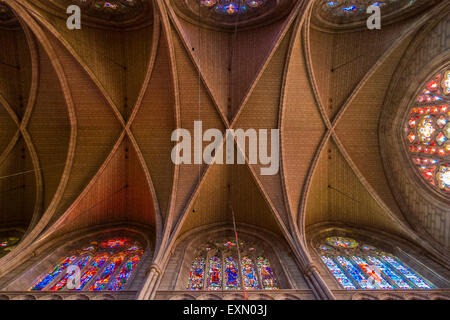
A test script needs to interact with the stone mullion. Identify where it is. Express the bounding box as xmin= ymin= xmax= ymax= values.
xmin=83 ymin=254 xmax=113 ymax=291
xmin=65 ymin=254 xmax=95 ymax=292
xmin=203 ymin=251 xmax=211 ymax=291
xmin=348 ymin=255 xmax=374 ymax=288
xmin=105 ymin=252 xmax=129 ymax=291
xmin=331 ymin=254 xmax=361 ymax=290
xmin=252 ymin=252 xmax=263 ymax=290
xmin=221 ymin=250 xmax=225 ymax=291
xmin=364 ymin=253 xmax=399 ymax=289
xmin=381 ymin=256 xmax=419 ymax=289
xmin=41 ymin=255 xmax=81 ymax=291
